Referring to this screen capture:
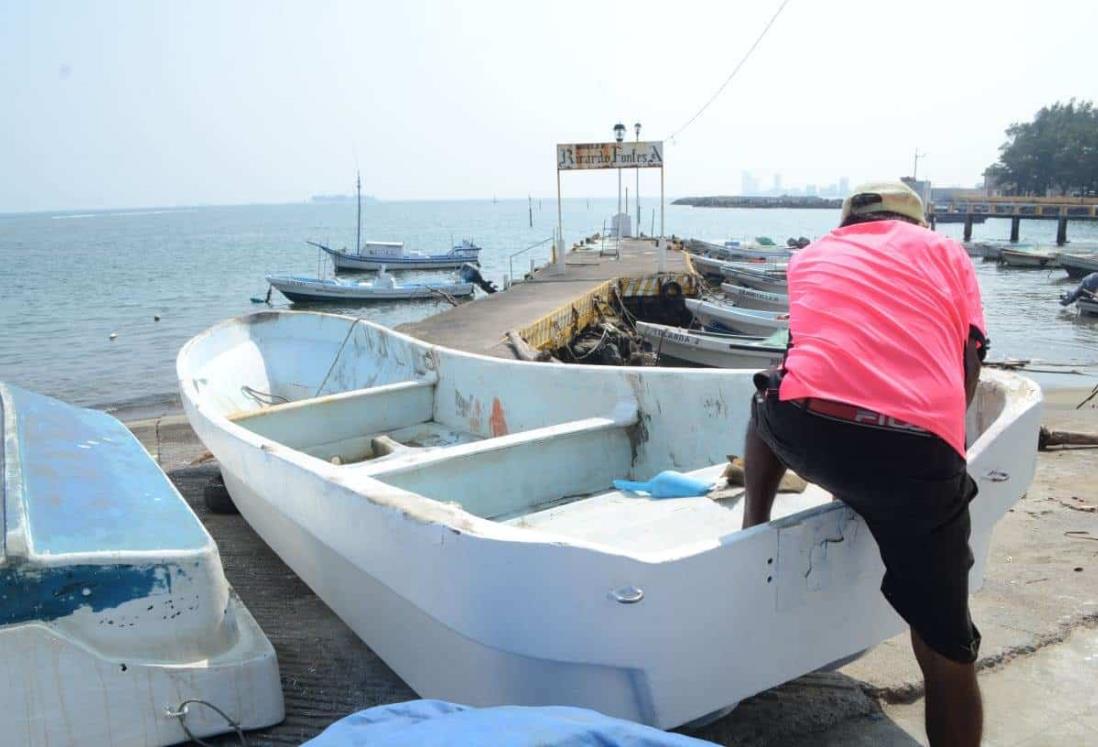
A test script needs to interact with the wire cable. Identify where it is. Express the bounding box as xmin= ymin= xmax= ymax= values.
xmin=666 ymin=0 xmax=793 ymax=143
